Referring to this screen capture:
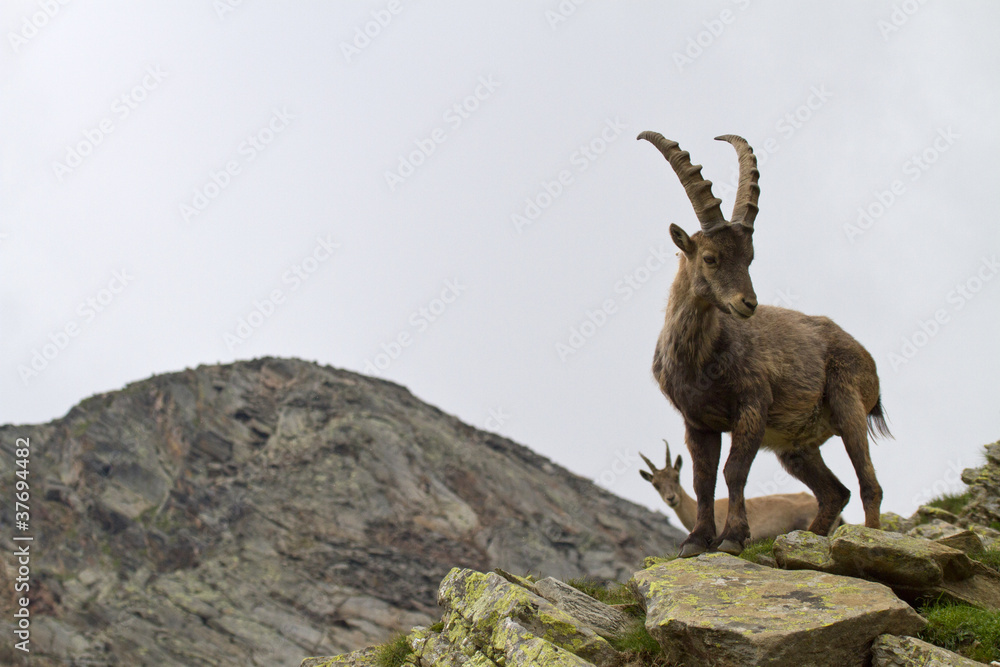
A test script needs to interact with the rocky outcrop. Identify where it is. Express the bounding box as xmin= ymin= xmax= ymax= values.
xmin=305 ymin=554 xmax=967 ymax=667
xmin=774 ymin=525 xmax=1000 ymax=612
xmin=0 ymin=358 xmax=684 ymax=666
xmin=960 ymin=441 xmax=1000 ymax=528
xmin=633 ymin=552 xmax=925 ymax=667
